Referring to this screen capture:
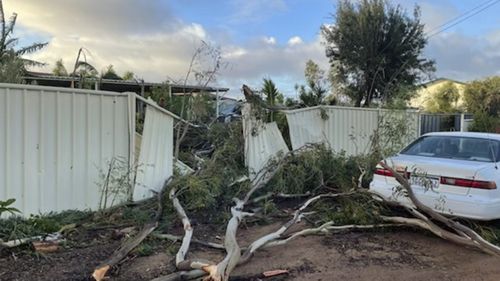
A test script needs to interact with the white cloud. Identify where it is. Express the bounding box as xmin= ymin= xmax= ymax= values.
xmin=417 ymin=2 xmax=459 ymax=34
xmin=4 ymin=0 xmax=327 ymax=96
xmin=425 ymin=32 xmax=500 ymax=81
xmin=414 ymin=1 xmax=500 ymax=81
xmin=220 ymin=36 xmax=328 ymax=96
xmin=4 ymin=1 xmax=212 ymax=82
xmin=287 ymin=36 xmax=304 ymax=46
xmin=263 ymin=36 xmax=277 ymax=45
